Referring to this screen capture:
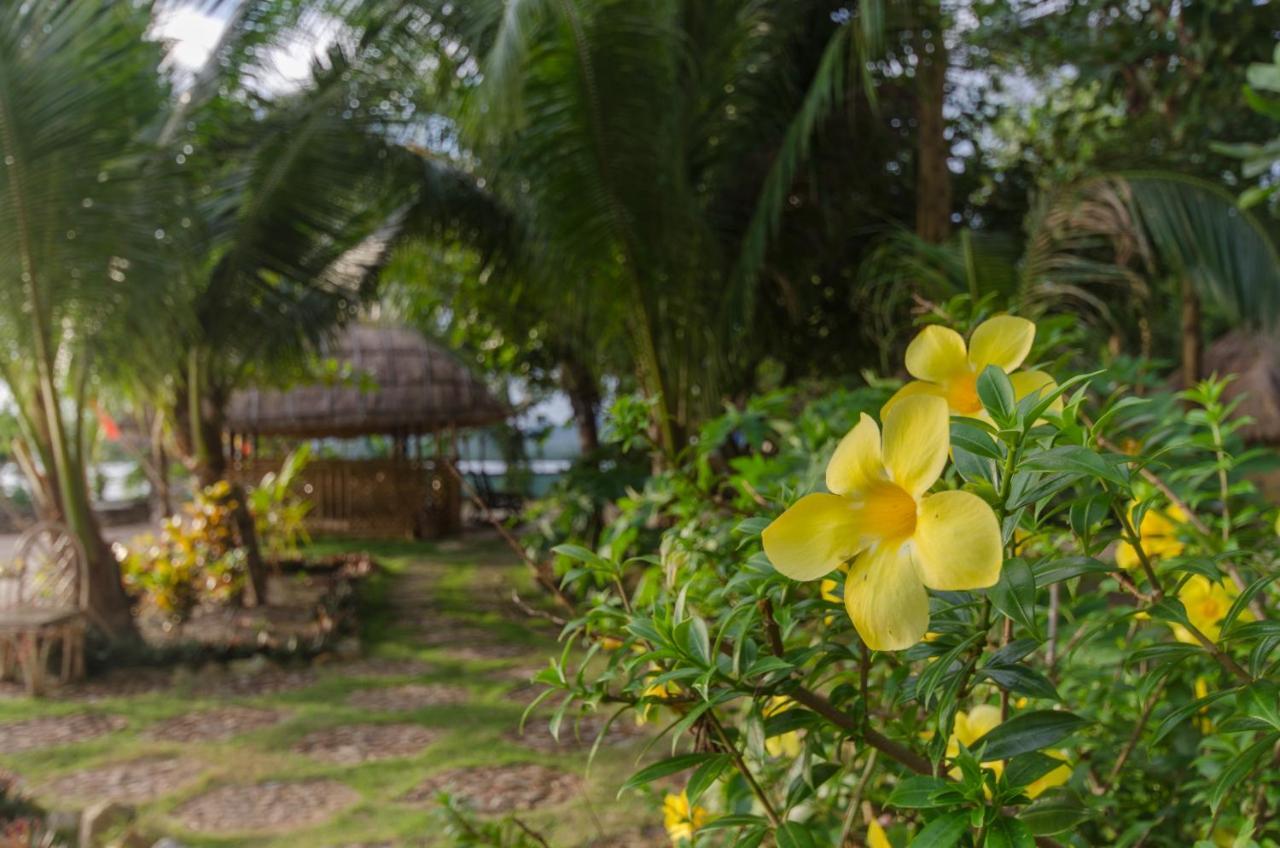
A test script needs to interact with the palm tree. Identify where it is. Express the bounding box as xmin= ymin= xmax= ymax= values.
xmin=0 ymin=1 xmax=177 ymax=637
xmin=855 ymin=173 xmax=1280 ymax=382
xmin=369 ymin=0 xmax=896 ymax=458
